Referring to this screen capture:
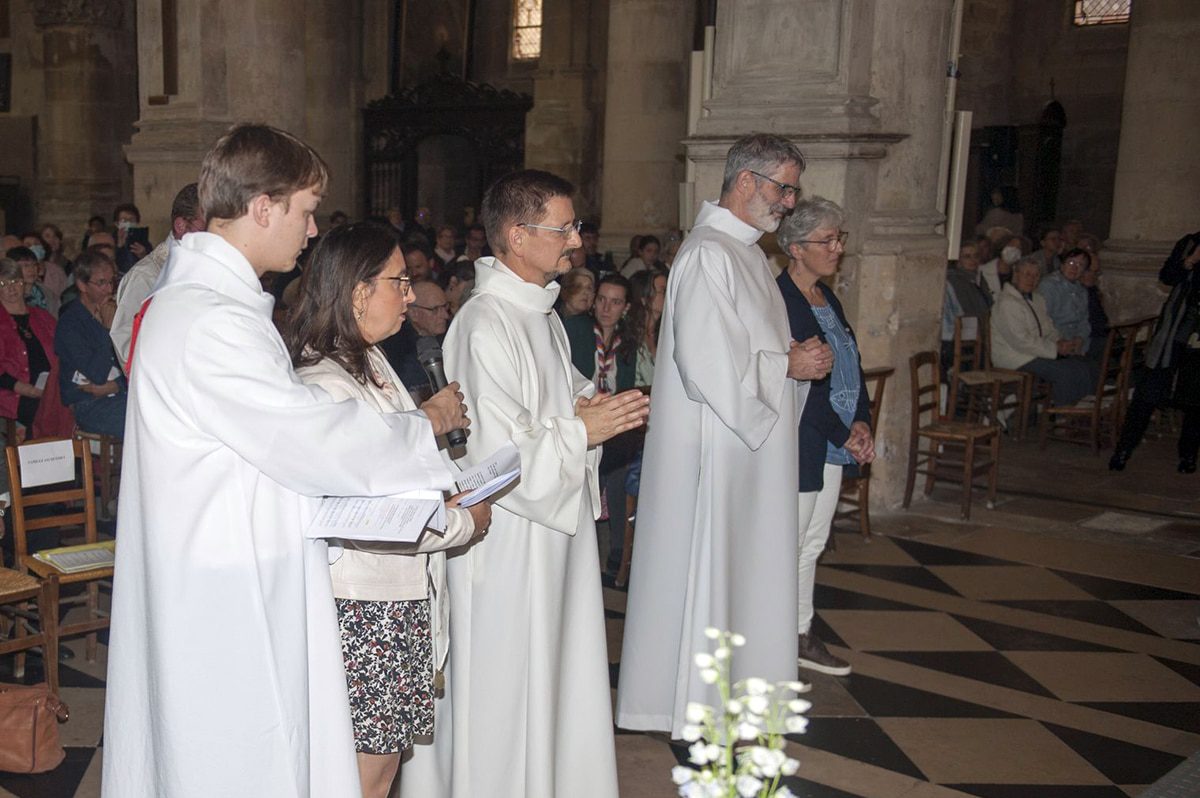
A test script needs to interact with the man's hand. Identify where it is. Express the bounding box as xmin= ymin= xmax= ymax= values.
xmin=81 ymin=380 xmax=121 ymax=397
xmin=1056 ymin=339 xmax=1078 ymax=357
xmin=576 ymin=390 xmax=650 ymax=447
xmin=420 ymin=381 xmax=470 ymax=437
xmin=98 ymin=297 xmax=118 ymax=330
xmin=13 ymin=380 xmax=43 ymax=399
xmin=129 ymin=241 xmax=149 ymax=259
xmin=787 ymin=336 xmax=833 ymax=381
xmin=844 ymin=420 xmax=875 ymax=465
